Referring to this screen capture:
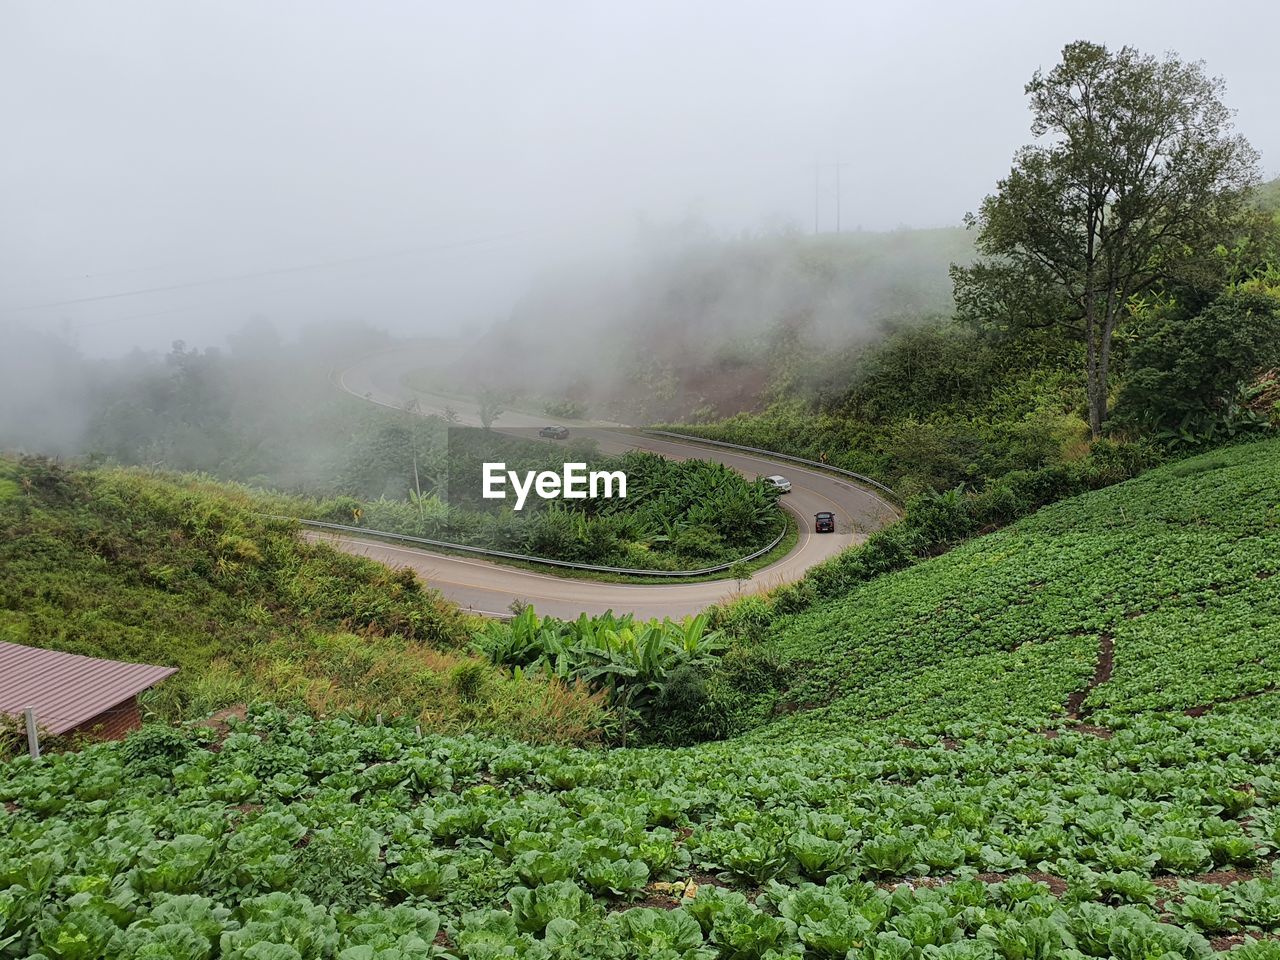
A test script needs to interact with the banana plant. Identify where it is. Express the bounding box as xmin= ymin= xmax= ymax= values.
xmin=475 ymin=606 xmax=726 ymax=743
